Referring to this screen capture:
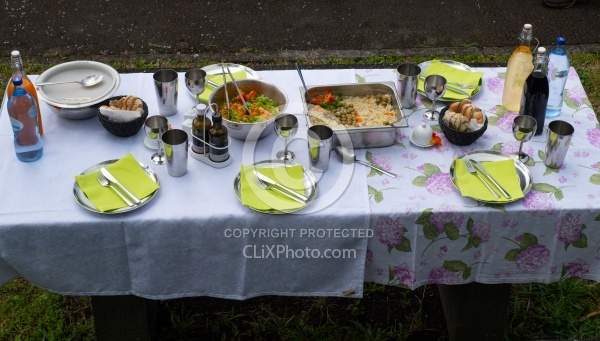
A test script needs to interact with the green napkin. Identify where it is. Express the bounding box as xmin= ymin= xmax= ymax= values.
xmin=240 ymin=164 xmax=306 ymax=212
xmin=75 ymin=154 xmax=160 ymax=212
xmin=419 ymin=60 xmax=484 ymax=100
xmin=198 ymin=70 xmax=248 ymax=103
xmin=454 ymin=159 xmax=524 ymax=203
